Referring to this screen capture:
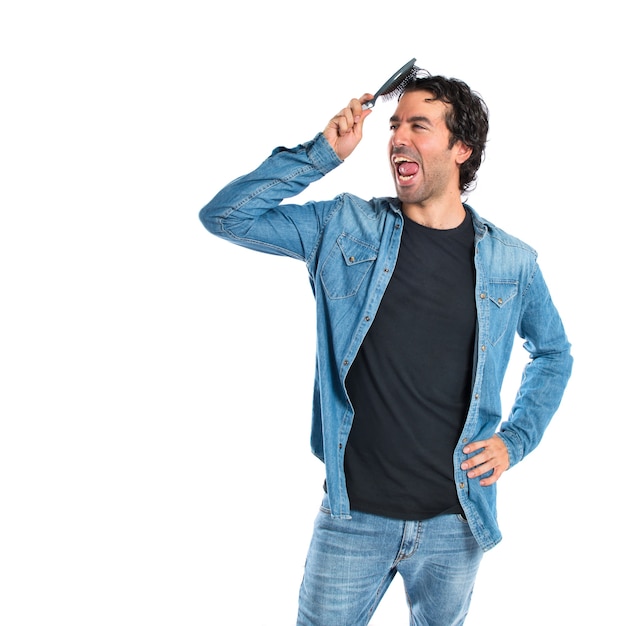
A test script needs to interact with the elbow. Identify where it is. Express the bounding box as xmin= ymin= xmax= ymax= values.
xmin=557 ymin=339 xmax=574 ymax=382
xmin=199 ymin=202 xmax=225 ymax=237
